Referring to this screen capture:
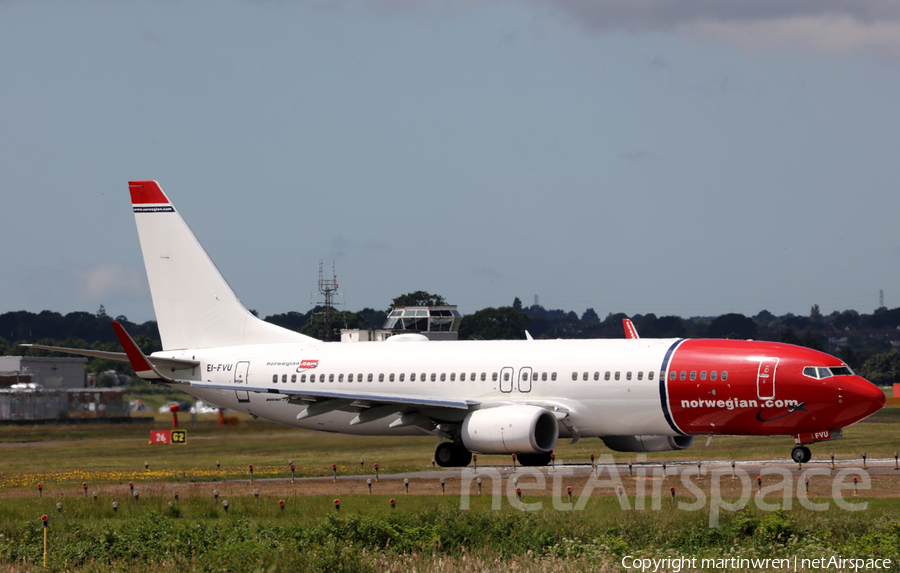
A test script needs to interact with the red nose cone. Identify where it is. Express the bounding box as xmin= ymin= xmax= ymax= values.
xmin=837 ymin=376 xmax=886 ymax=426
